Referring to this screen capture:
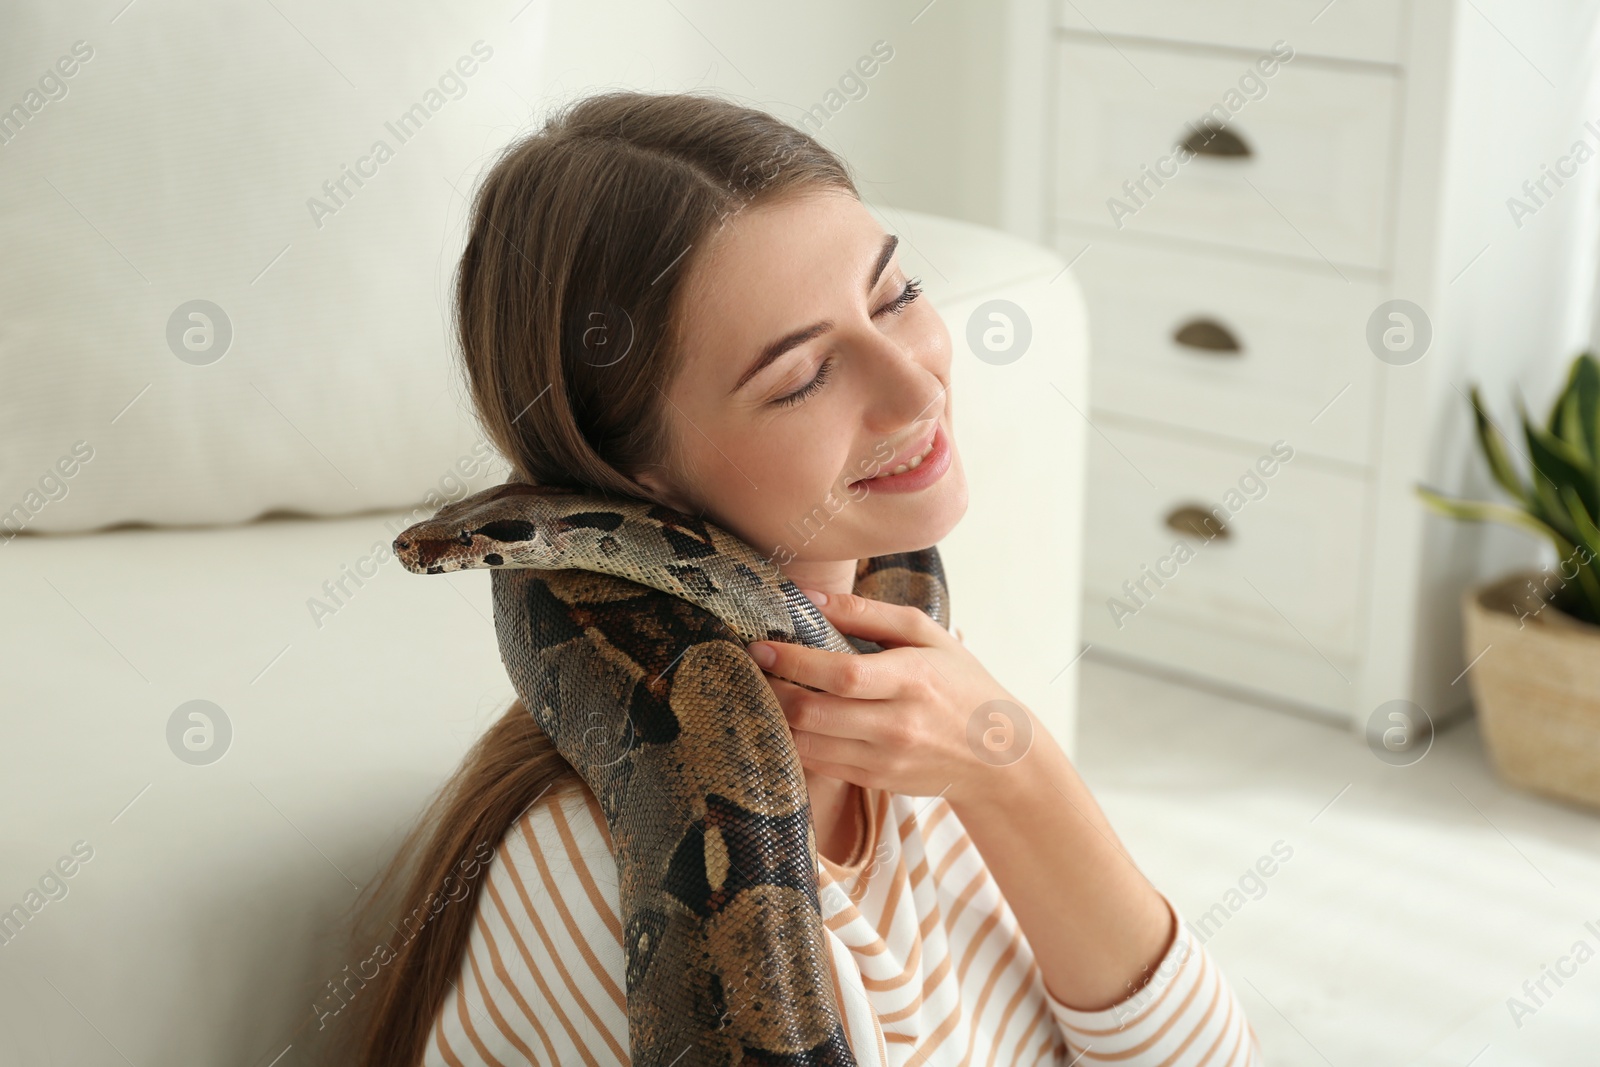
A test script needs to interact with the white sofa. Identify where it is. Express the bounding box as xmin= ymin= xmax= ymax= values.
xmin=0 ymin=208 xmax=1088 ymax=1065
